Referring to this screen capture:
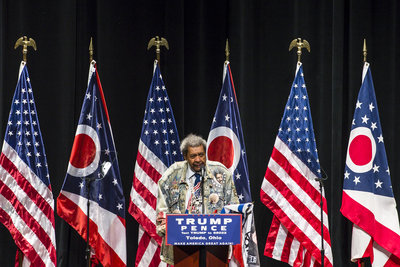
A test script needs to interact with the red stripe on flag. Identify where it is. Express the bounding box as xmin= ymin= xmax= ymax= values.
xmin=94 ymin=67 xmax=110 ymax=123
xmin=293 ymin=246 xmax=304 ymax=266
xmin=132 ymin=174 xmax=157 ymax=209
xmin=136 ymin=151 xmax=162 ymax=184
xmin=260 ymin=189 xmax=324 ymax=265
xmin=264 ymin=216 xmax=280 ymax=257
xmin=135 ymin=230 xmax=162 ymax=267
xmin=362 ymin=238 xmax=373 ymax=259
xmin=232 ymin=244 xmax=244 ymax=267
xmin=303 ymin=250 xmax=312 ymax=266
xmin=341 ymin=191 xmax=400 ymax=259
xmin=271 ymin=147 xmax=328 ymax=213
xmin=149 ymin=245 xmax=162 ymax=267
xmin=135 ymin=229 xmax=151 ymax=266
xmin=0 ymin=208 xmax=46 ymax=266
xmin=0 ymin=153 xmax=55 ymax=228
xmin=130 ymin=150 xmax=164 ymax=245
xmin=262 ymin=141 xmax=333 ymax=266
xmin=265 ymin=216 xmax=305 ymax=266
xmin=128 ymin=198 xmax=161 ymax=244
xmin=314 ymin=257 xmax=322 ymax=267
xmin=385 ymin=253 xmax=400 ymax=266
xmin=227 ymin=64 xmax=238 ymax=102
xmin=0 ymin=179 xmax=56 ymax=265
xmin=281 ymin=229 xmax=294 ymax=263
xmin=264 ymin=166 xmax=331 ymax=245
xmin=57 ymin=193 xmax=126 ymax=267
